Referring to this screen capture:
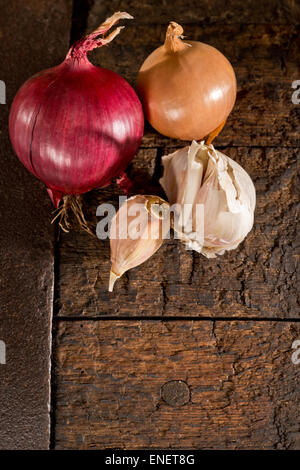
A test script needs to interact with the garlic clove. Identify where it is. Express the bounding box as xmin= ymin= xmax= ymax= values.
xmin=109 ymin=195 xmax=170 ymax=291
xmin=196 ymin=145 xmax=255 ymax=256
xmin=109 ymin=271 xmax=119 ymax=292
xmin=159 ymin=146 xmax=189 ymax=205
xmin=160 ymin=141 xmax=256 ymax=257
